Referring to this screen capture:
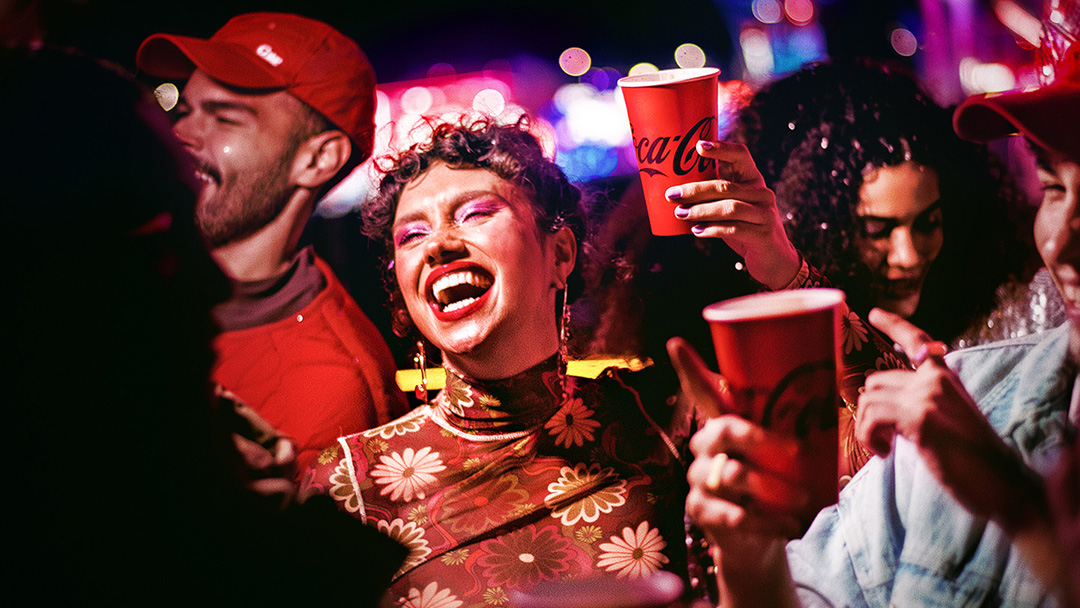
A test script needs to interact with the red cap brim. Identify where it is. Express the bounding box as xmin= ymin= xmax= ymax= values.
xmin=954 ymin=83 xmax=1080 ymax=160
xmin=136 ymin=34 xmax=288 ymax=90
